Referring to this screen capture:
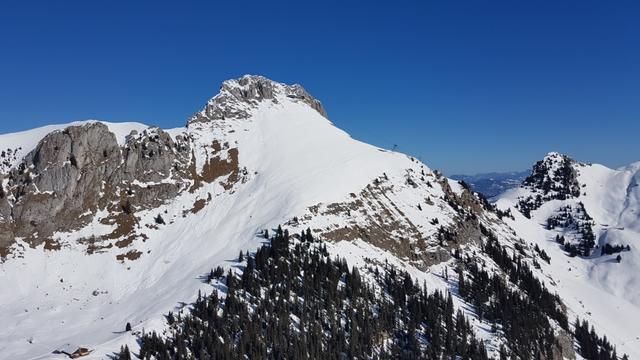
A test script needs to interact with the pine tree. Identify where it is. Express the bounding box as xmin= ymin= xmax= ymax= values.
xmin=499 ymin=344 xmax=508 ymax=360
xmin=458 ymin=271 xmax=467 ymax=298
xmin=118 ymin=345 xmax=131 ymax=360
